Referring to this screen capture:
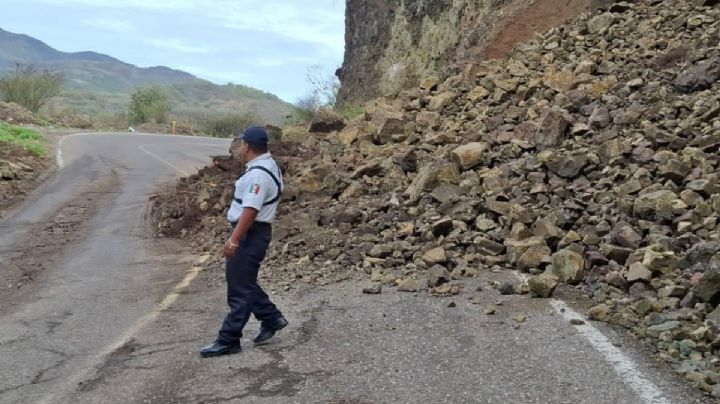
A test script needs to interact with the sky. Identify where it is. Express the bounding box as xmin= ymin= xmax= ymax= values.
xmin=0 ymin=0 xmax=346 ymax=103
